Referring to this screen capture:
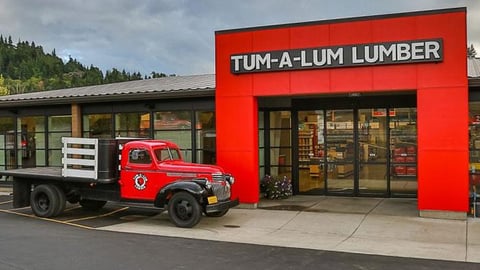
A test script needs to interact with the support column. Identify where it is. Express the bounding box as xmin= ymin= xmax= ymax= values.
xmin=71 ymin=103 xmax=82 ymax=138
xmin=417 ymin=87 xmax=469 ymax=219
xmin=216 ymin=95 xmax=259 ymax=205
